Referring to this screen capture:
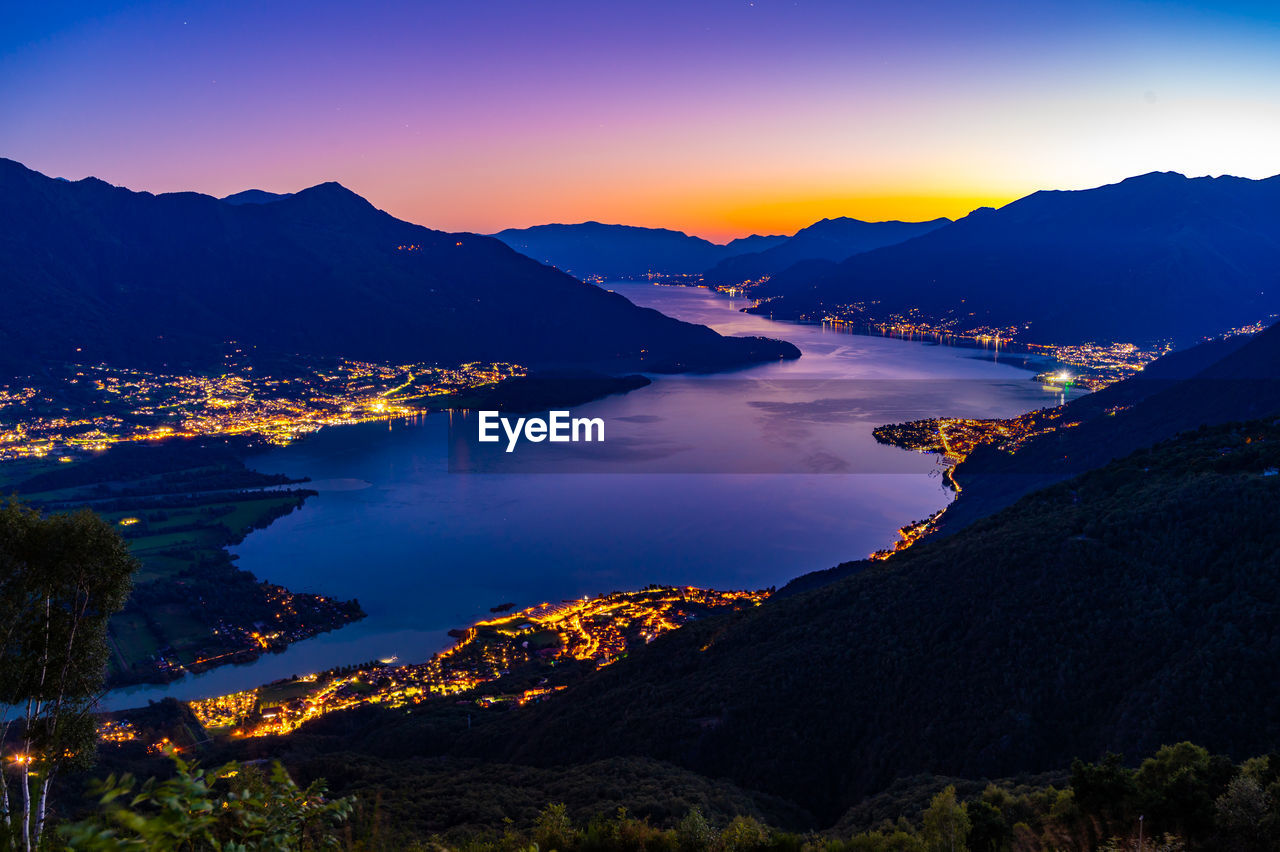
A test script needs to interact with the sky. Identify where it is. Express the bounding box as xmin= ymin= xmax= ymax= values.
xmin=2 ymin=0 xmax=1279 ymax=242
